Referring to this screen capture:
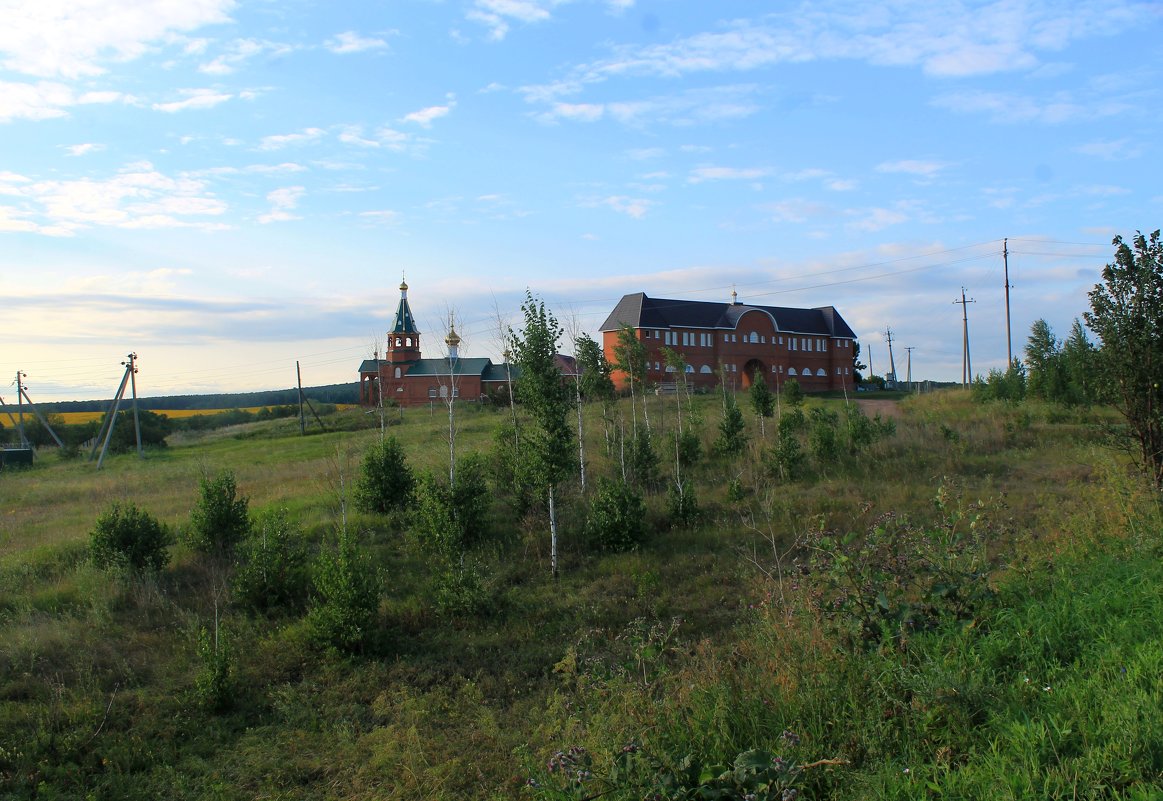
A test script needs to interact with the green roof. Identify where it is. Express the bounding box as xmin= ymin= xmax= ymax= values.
xmin=392 ymin=296 xmax=418 ymax=334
